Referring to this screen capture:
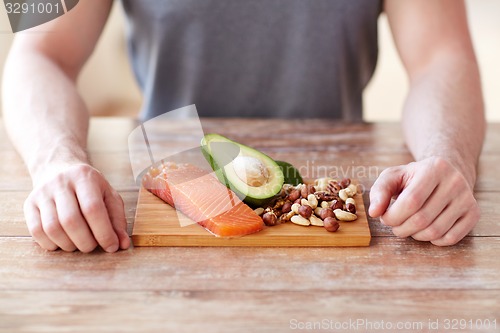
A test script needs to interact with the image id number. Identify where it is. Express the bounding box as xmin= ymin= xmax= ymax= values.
xmin=5 ymin=1 xmax=61 ymax=15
